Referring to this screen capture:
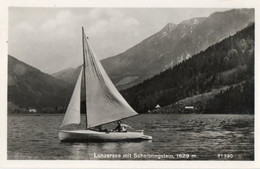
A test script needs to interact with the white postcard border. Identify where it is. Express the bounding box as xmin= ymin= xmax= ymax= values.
xmin=0 ymin=0 xmax=259 ymax=168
